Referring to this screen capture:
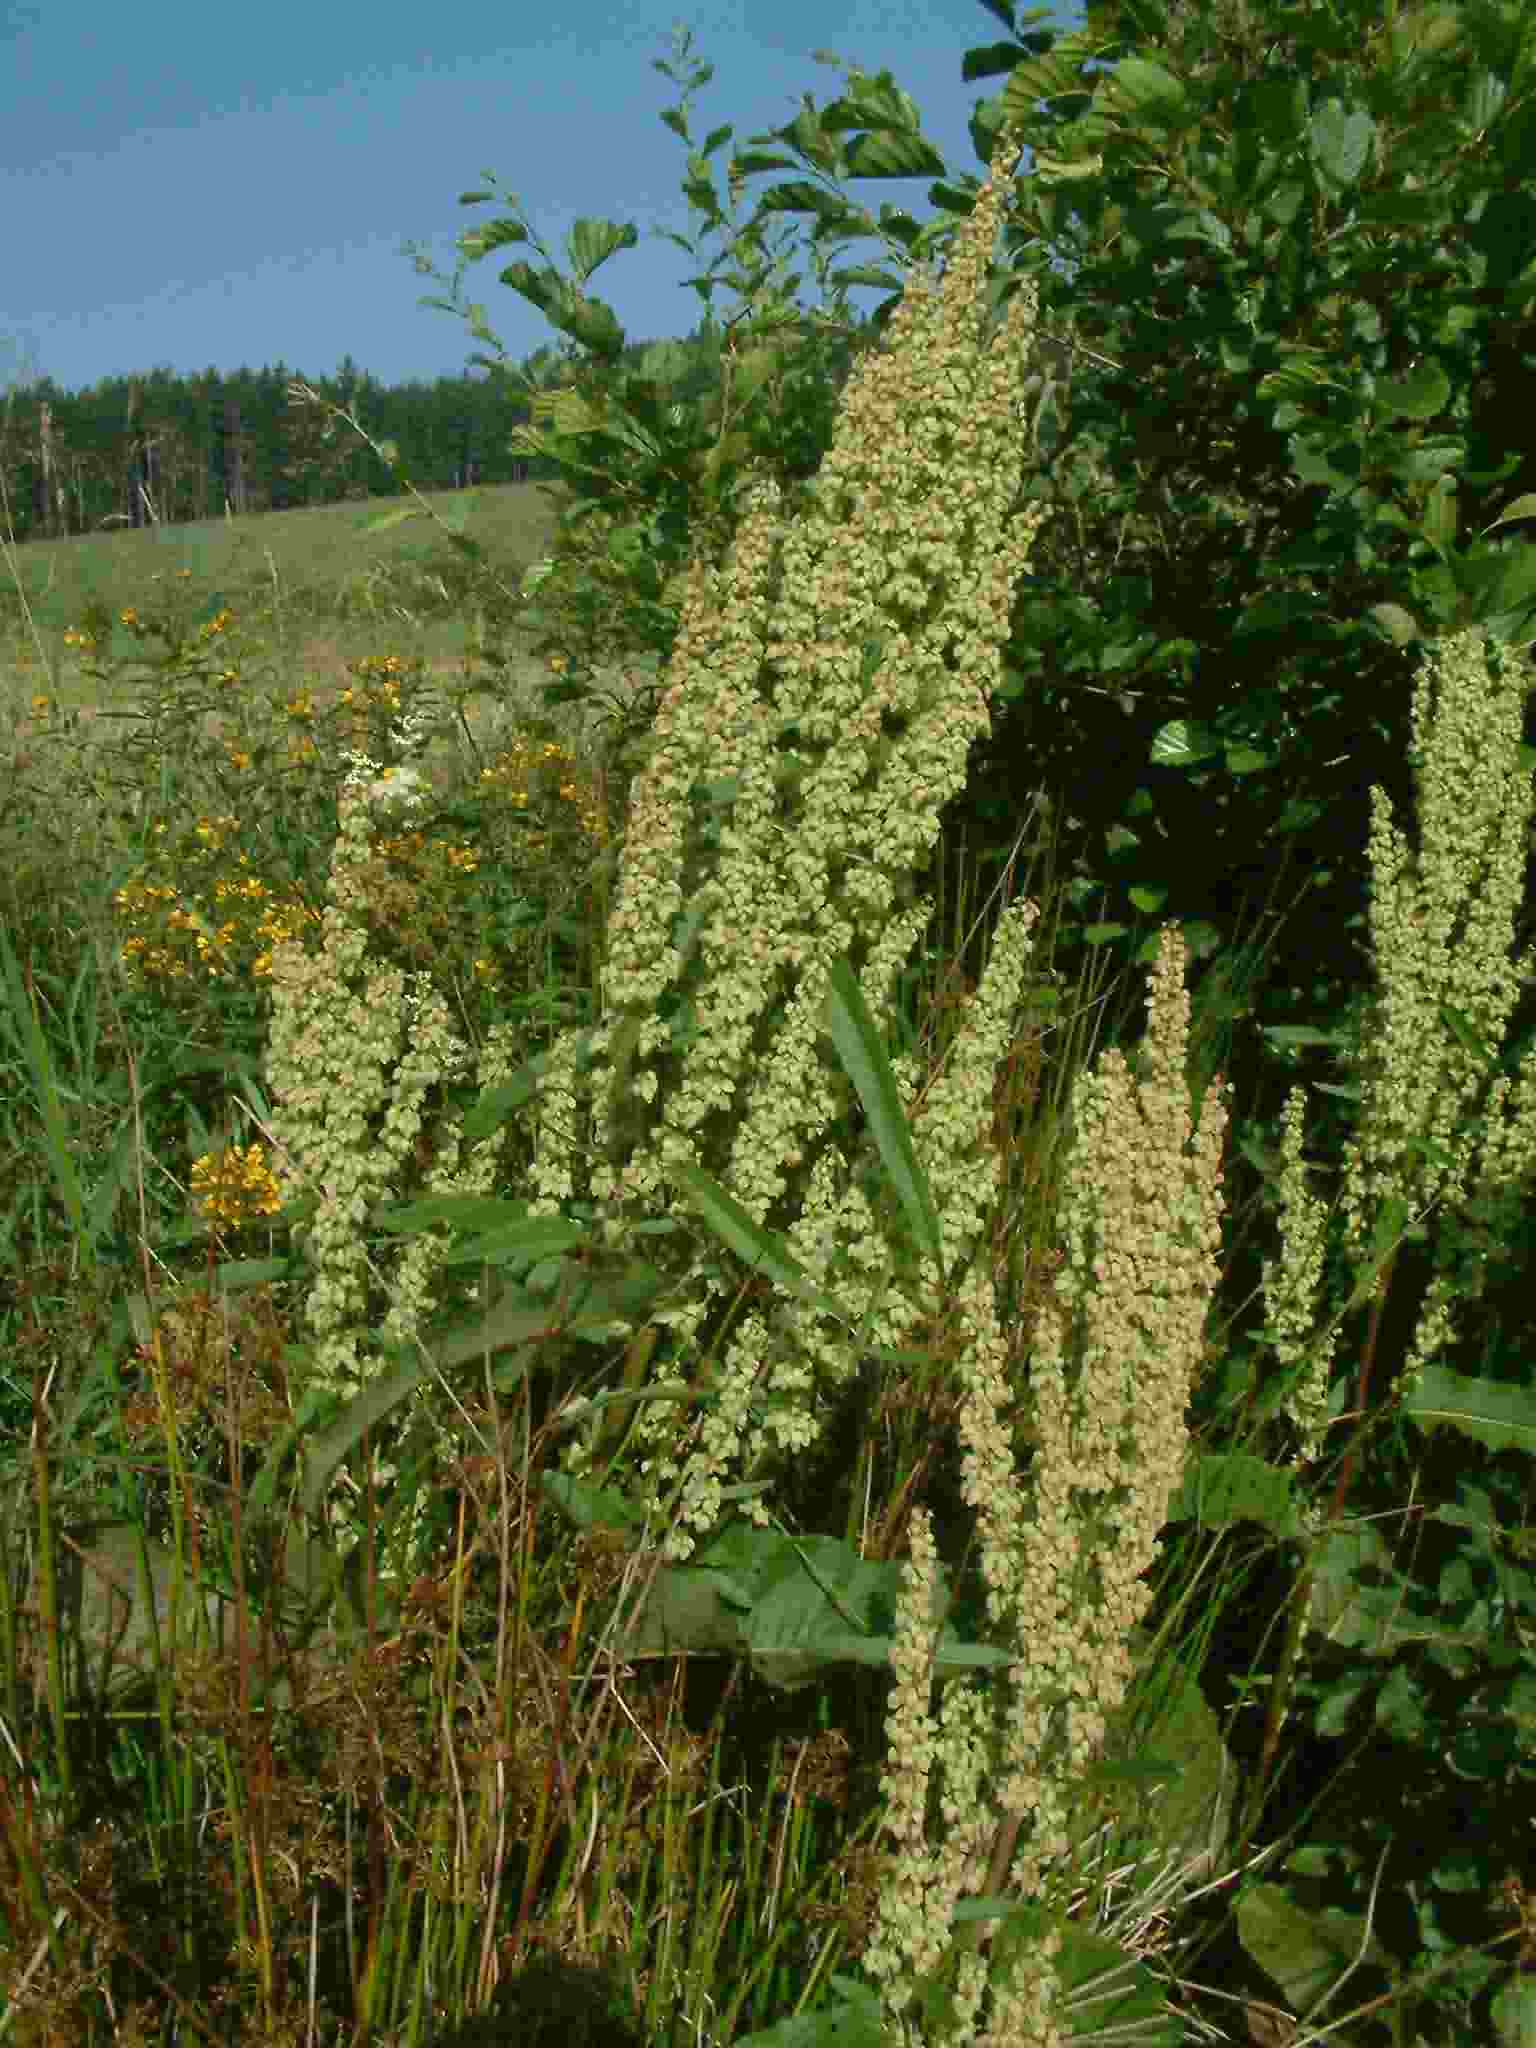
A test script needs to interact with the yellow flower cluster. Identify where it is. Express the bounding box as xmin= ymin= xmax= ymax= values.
xmin=189 ymin=1143 xmax=284 ymax=1229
